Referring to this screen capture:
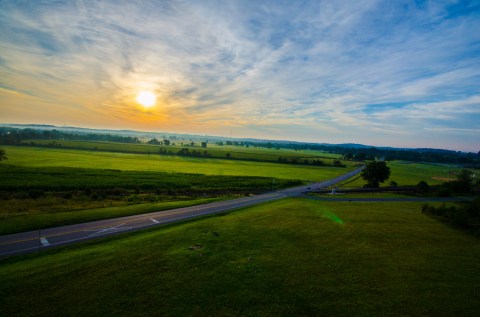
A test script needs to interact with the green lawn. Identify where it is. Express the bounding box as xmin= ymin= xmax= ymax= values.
xmin=3 ymin=146 xmax=351 ymax=182
xmin=1 ymin=198 xmax=479 ymax=316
